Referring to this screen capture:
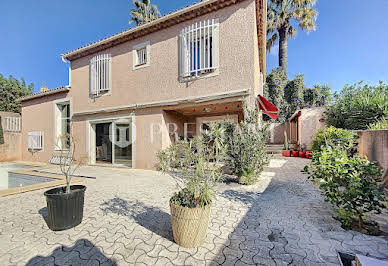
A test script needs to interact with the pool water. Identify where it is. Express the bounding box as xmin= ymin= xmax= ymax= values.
xmin=0 ymin=163 xmax=54 ymax=190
